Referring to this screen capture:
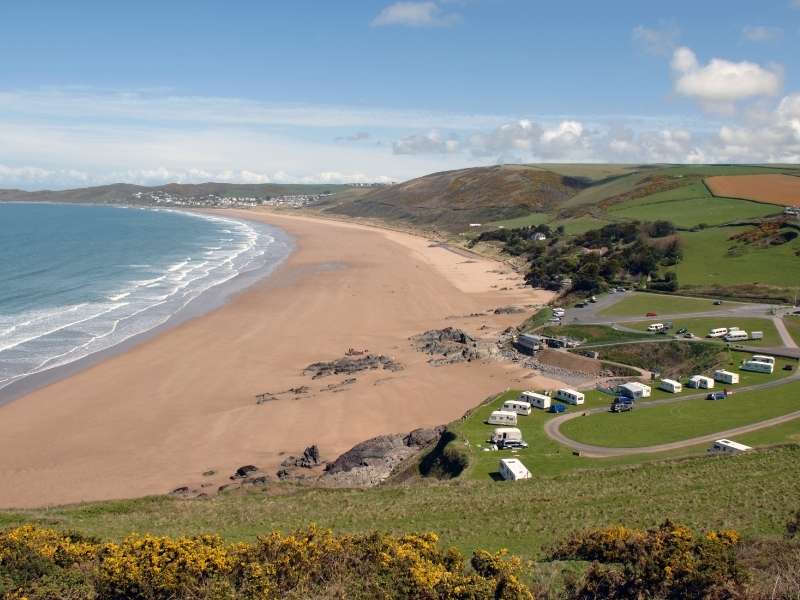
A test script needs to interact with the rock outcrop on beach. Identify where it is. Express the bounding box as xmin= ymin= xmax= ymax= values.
xmin=303 ymin=354 xmax=403 ymax=379
xmin=321 ymin=426 xmax=444 ymax=487
xmin=410 ymin=327 xmax=486 ymax=366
